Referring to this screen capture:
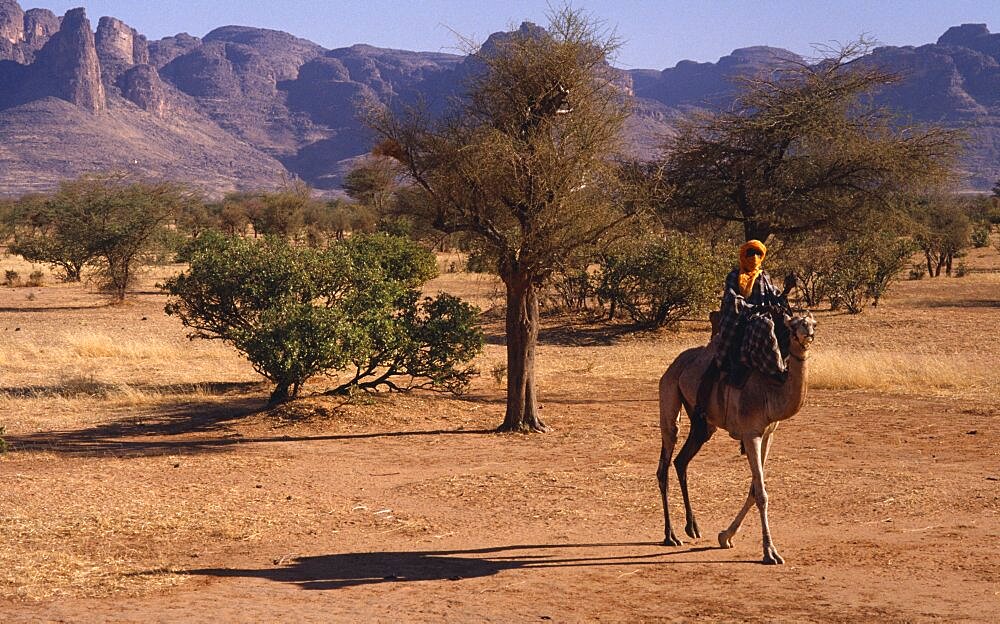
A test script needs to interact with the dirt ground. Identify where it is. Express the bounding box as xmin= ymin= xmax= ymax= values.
xmin=0 ymin=247 xmax=998 ymax=623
